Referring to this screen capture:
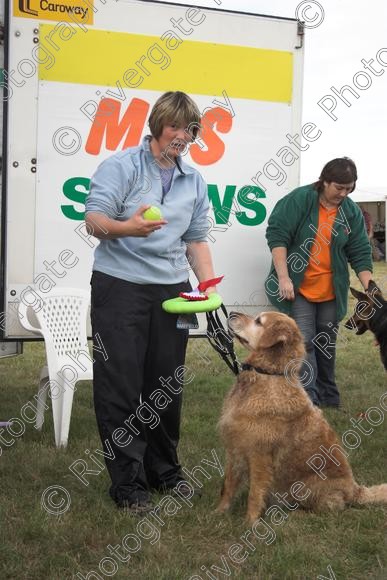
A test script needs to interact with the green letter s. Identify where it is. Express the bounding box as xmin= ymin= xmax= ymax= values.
xmin=236 ymin=186 xmax=266 ymax=226
xmin=61 ymin=177 xmax=90 ymax=220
